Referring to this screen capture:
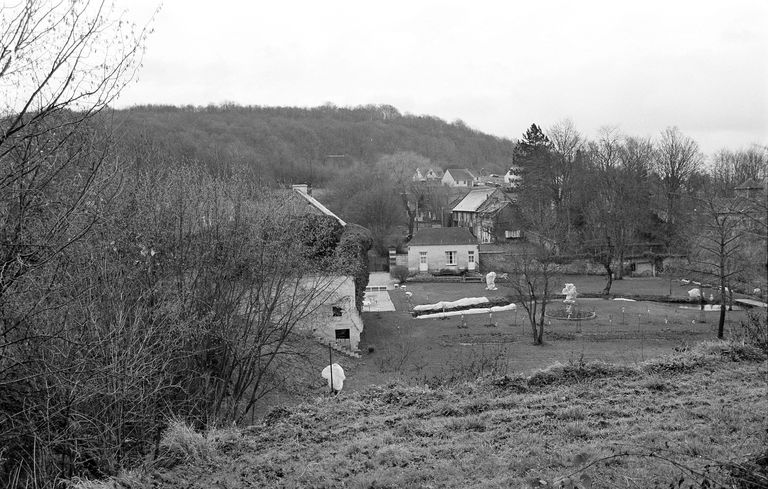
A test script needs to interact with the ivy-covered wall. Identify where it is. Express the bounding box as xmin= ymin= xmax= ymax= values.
xmin=297 ymin=215 xmax=372 ymax=312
